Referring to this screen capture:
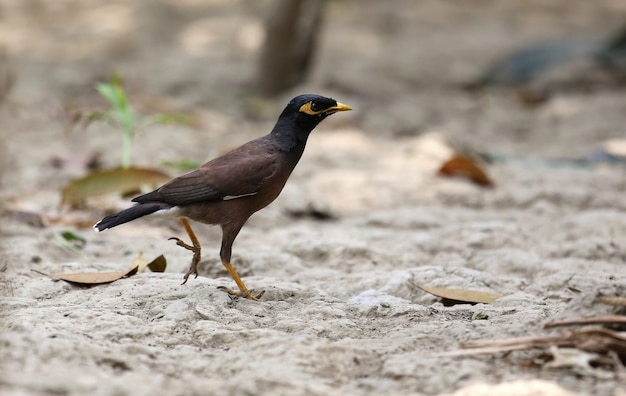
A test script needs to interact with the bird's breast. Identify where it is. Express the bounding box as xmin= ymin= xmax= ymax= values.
xmin=254 ymin=158 xmax=297 ymax=208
